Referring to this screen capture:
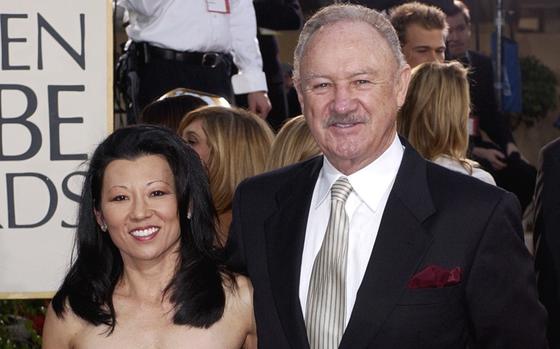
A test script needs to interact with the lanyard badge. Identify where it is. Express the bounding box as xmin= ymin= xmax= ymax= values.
xmin=206 ymin=0 xmax=230 ymax=13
